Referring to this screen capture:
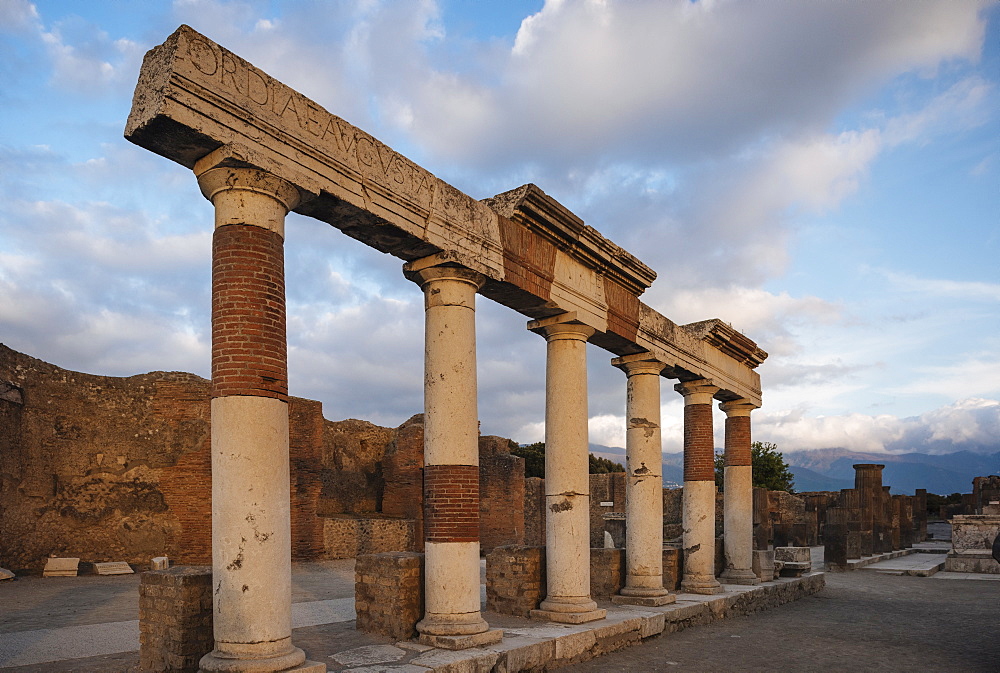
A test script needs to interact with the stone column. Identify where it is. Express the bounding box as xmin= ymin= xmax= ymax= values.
xmin=528 ymin=317 xmax=606 ymax=624
xmin=610 ymin=354 xmax=675 ymax=607
xmin=402 ymin=260 xmax=502 ymax=649
xmin=854 ymin=463 xmax=884 ymax=556
xmin=675 ymin=379 xmax=723 ymax=595
xmin=195 ymin=165 xmax=323 ymax=673
xmin=719 ymin=400 xmax=760 ymax=585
